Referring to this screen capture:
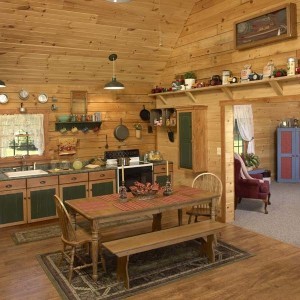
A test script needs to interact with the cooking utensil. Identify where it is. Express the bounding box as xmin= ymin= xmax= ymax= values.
xmin=114 ymin=118 xmax=129 ymax=142
xmin=140 ymin=105 xmax=150 ymax=121
xmin=117 ymin=157 xmax=131 ymax=166
xmin=105 ymin=134 xmax=109 ymax=149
